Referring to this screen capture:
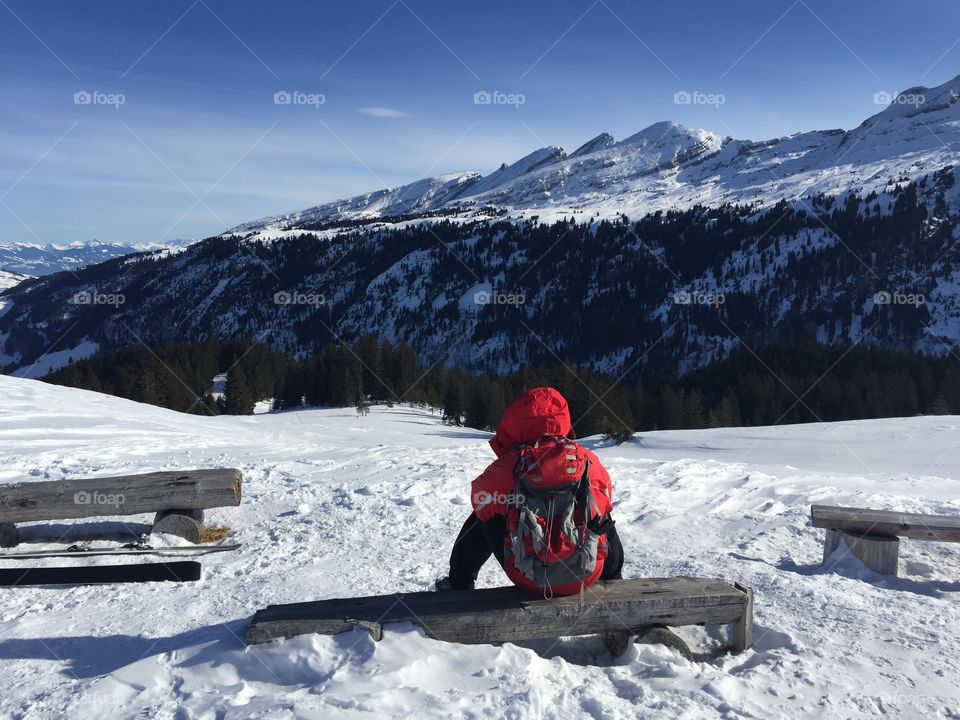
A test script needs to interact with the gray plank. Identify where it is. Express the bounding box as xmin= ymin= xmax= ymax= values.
xmin=732 ymin=582 xmax=753 ymax=651
xmin=246 ymin=577 xmax=751 ymax=646
xmin=811 ymin=504 xmax=960 ymax=542
xmin=0 ymin=469 xmax=242 ymax=523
